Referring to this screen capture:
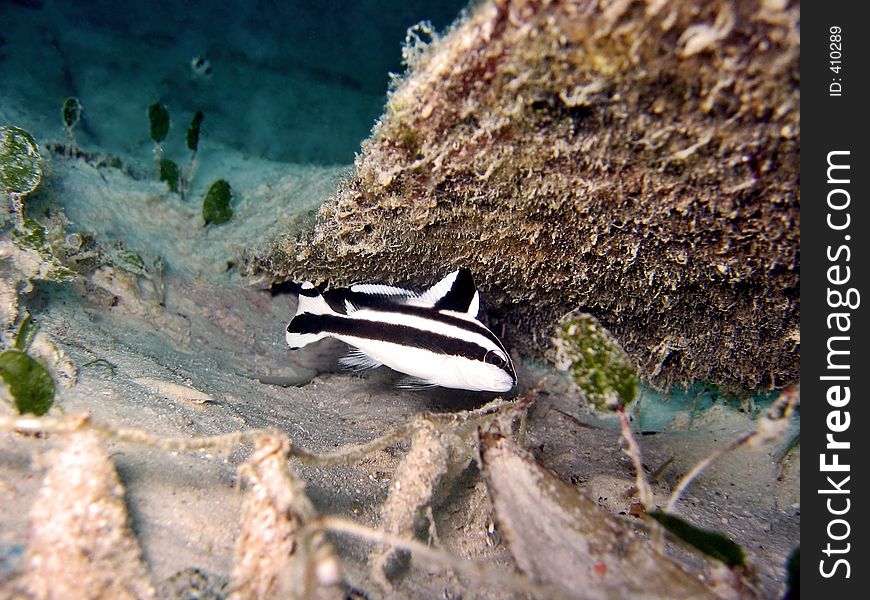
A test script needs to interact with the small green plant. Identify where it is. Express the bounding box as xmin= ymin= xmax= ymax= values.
xmin=159 ymin=157 xmax=180 ymax=193
xmin=183 ymin=110 xmax=204 ymax=198
xmin=147 ymin=104 xmax=204 ymax=199
xmin=0 ymin=350 xmax=55 ymax=416
xmin=648 ymin=510 xmax=746 ymax=568
xmin=14 ymin=313 xmax=37 ymax=352
xmin=61 ymin=97 xmax=83 ymax=153
xmin=148 ymin=102 xmax=170 ymax=183
xmin=0 ymin=314 xmax=55 ymax=416
xmin=202 ymin=179 xmax=233 ymax=225
xmin=1 ymin=125 xmax=43 ymax=226
xmin=187 ymin=110 xmax=204 ymax=153
xmin=148 ymin=102 xmax=170 ymax=144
